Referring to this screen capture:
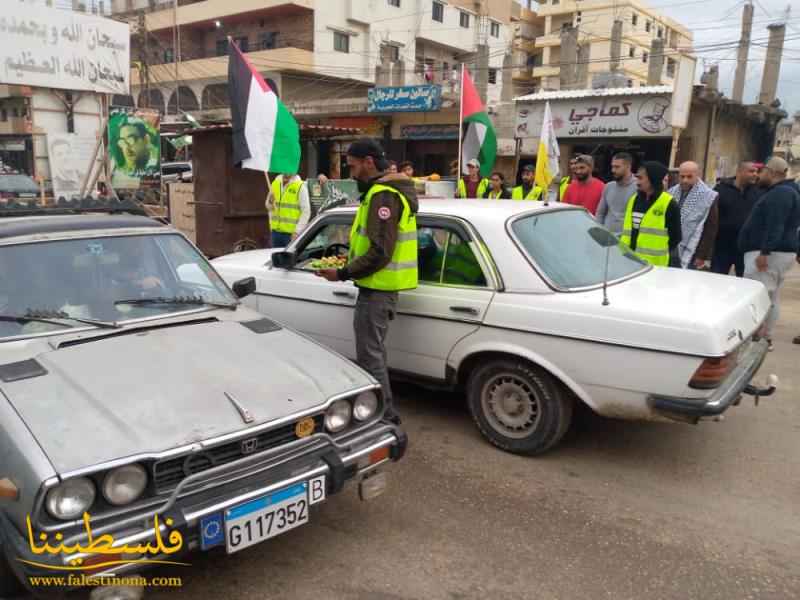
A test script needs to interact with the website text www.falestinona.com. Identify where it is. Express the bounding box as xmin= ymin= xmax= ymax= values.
xmin=28 ymin=573 xmax=182 ymax=588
